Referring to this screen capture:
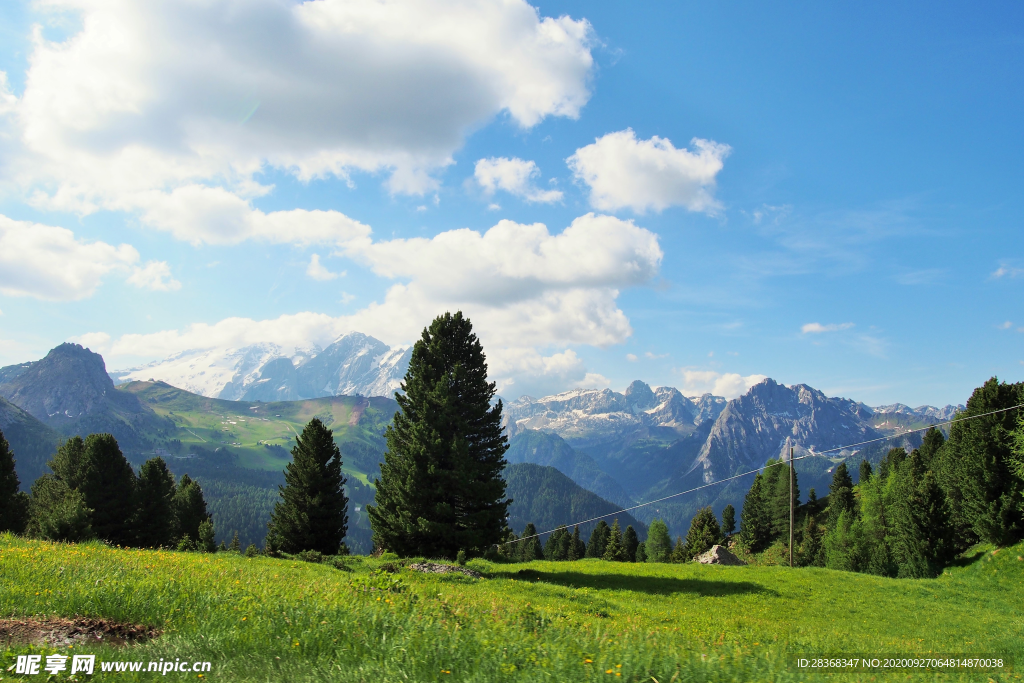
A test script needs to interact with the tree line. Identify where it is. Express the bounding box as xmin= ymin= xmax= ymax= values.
xmin=0 ymin=433 xmax=215 ymax=551
xmin=732 ymin=376 xmax=1024 ymax=577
